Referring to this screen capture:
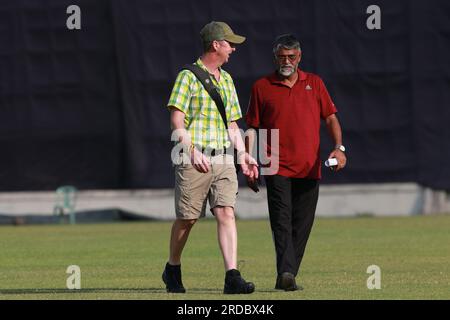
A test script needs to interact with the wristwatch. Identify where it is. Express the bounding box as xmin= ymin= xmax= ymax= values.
xmin=335 ymin=144 xmax=346 ymax=152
